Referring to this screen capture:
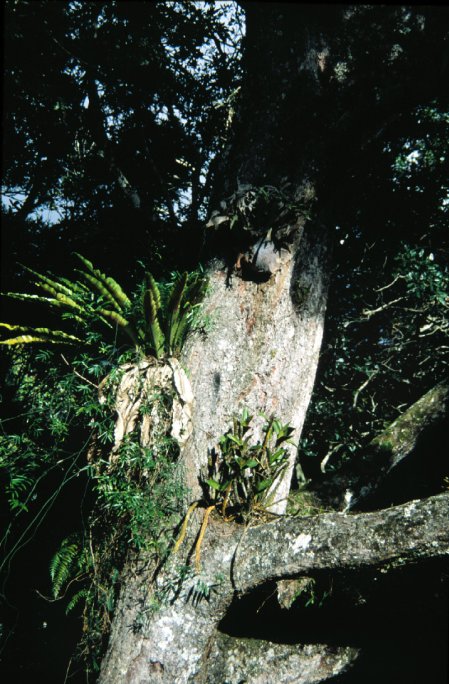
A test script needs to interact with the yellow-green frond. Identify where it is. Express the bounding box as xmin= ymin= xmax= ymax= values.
xmin=167 ymin=272 xmax=188 ymax=315
xmin=77 ymin=271 xmax=122 ymax=312
xmin=3 ymin=292 xmax=65 ymax=308
xmin=20 ymin=264 xmax=75 ymax=298
xmin=74 ymin=254 xmax=131 ymax=309
xmin=143 ymin=288 xmax=158 ymax=326
xmin=145 ymin=272 xmax=161 ymax=310
xmin=99 ymin=309 xmax=139 ymax=346
xmin=0 ymin=323 xmax=82 ymax=346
